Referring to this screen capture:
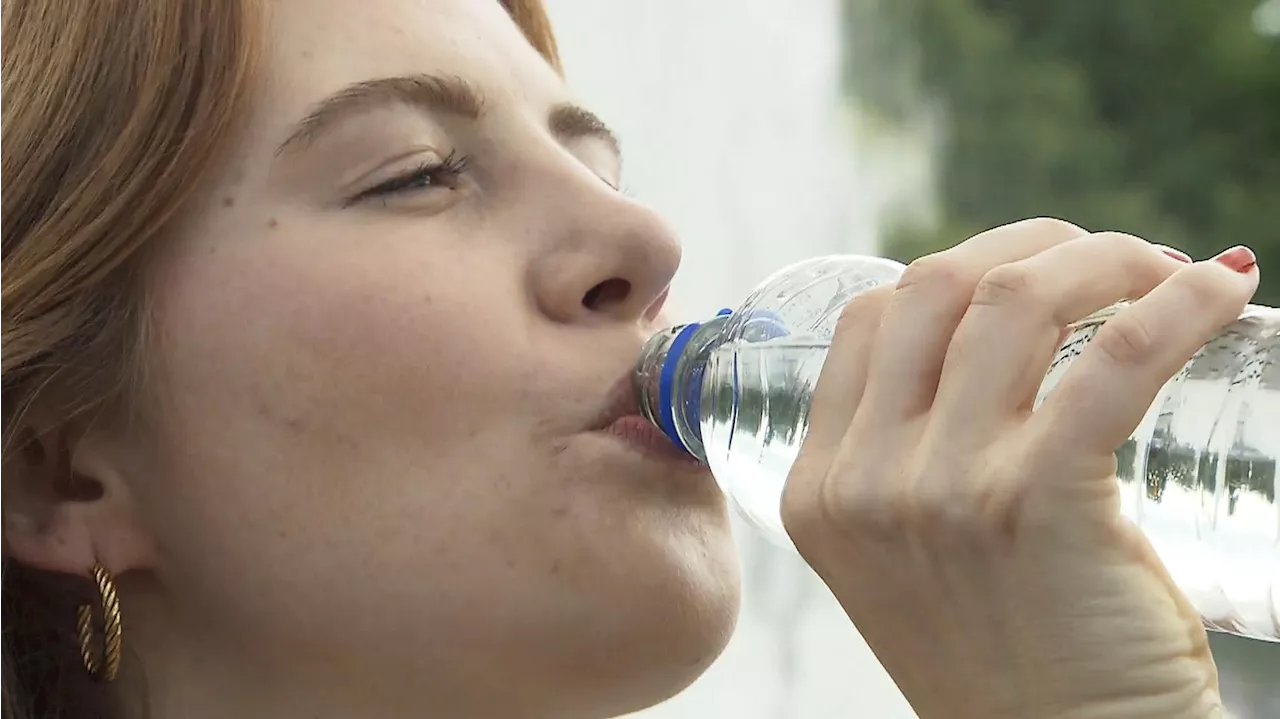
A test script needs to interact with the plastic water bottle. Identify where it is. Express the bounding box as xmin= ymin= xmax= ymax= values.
xmin=634 ymin=255 xmax=1280 ymax=641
